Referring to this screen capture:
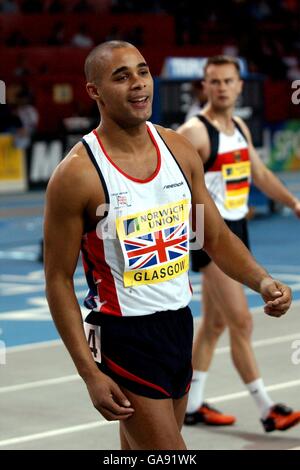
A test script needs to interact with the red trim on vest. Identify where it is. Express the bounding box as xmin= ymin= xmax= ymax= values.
xmin=82 ymin=232 xmax=122 ymax=316
xmin=103 ymin=354 xmax=171 ymax=397
xmin=92 ymin=125 xmax=161 ymax=184
xmin=185 ymin=380 xmax=191 ymax=394
xmin=209 ymin=147 xmax=250 ymax=172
